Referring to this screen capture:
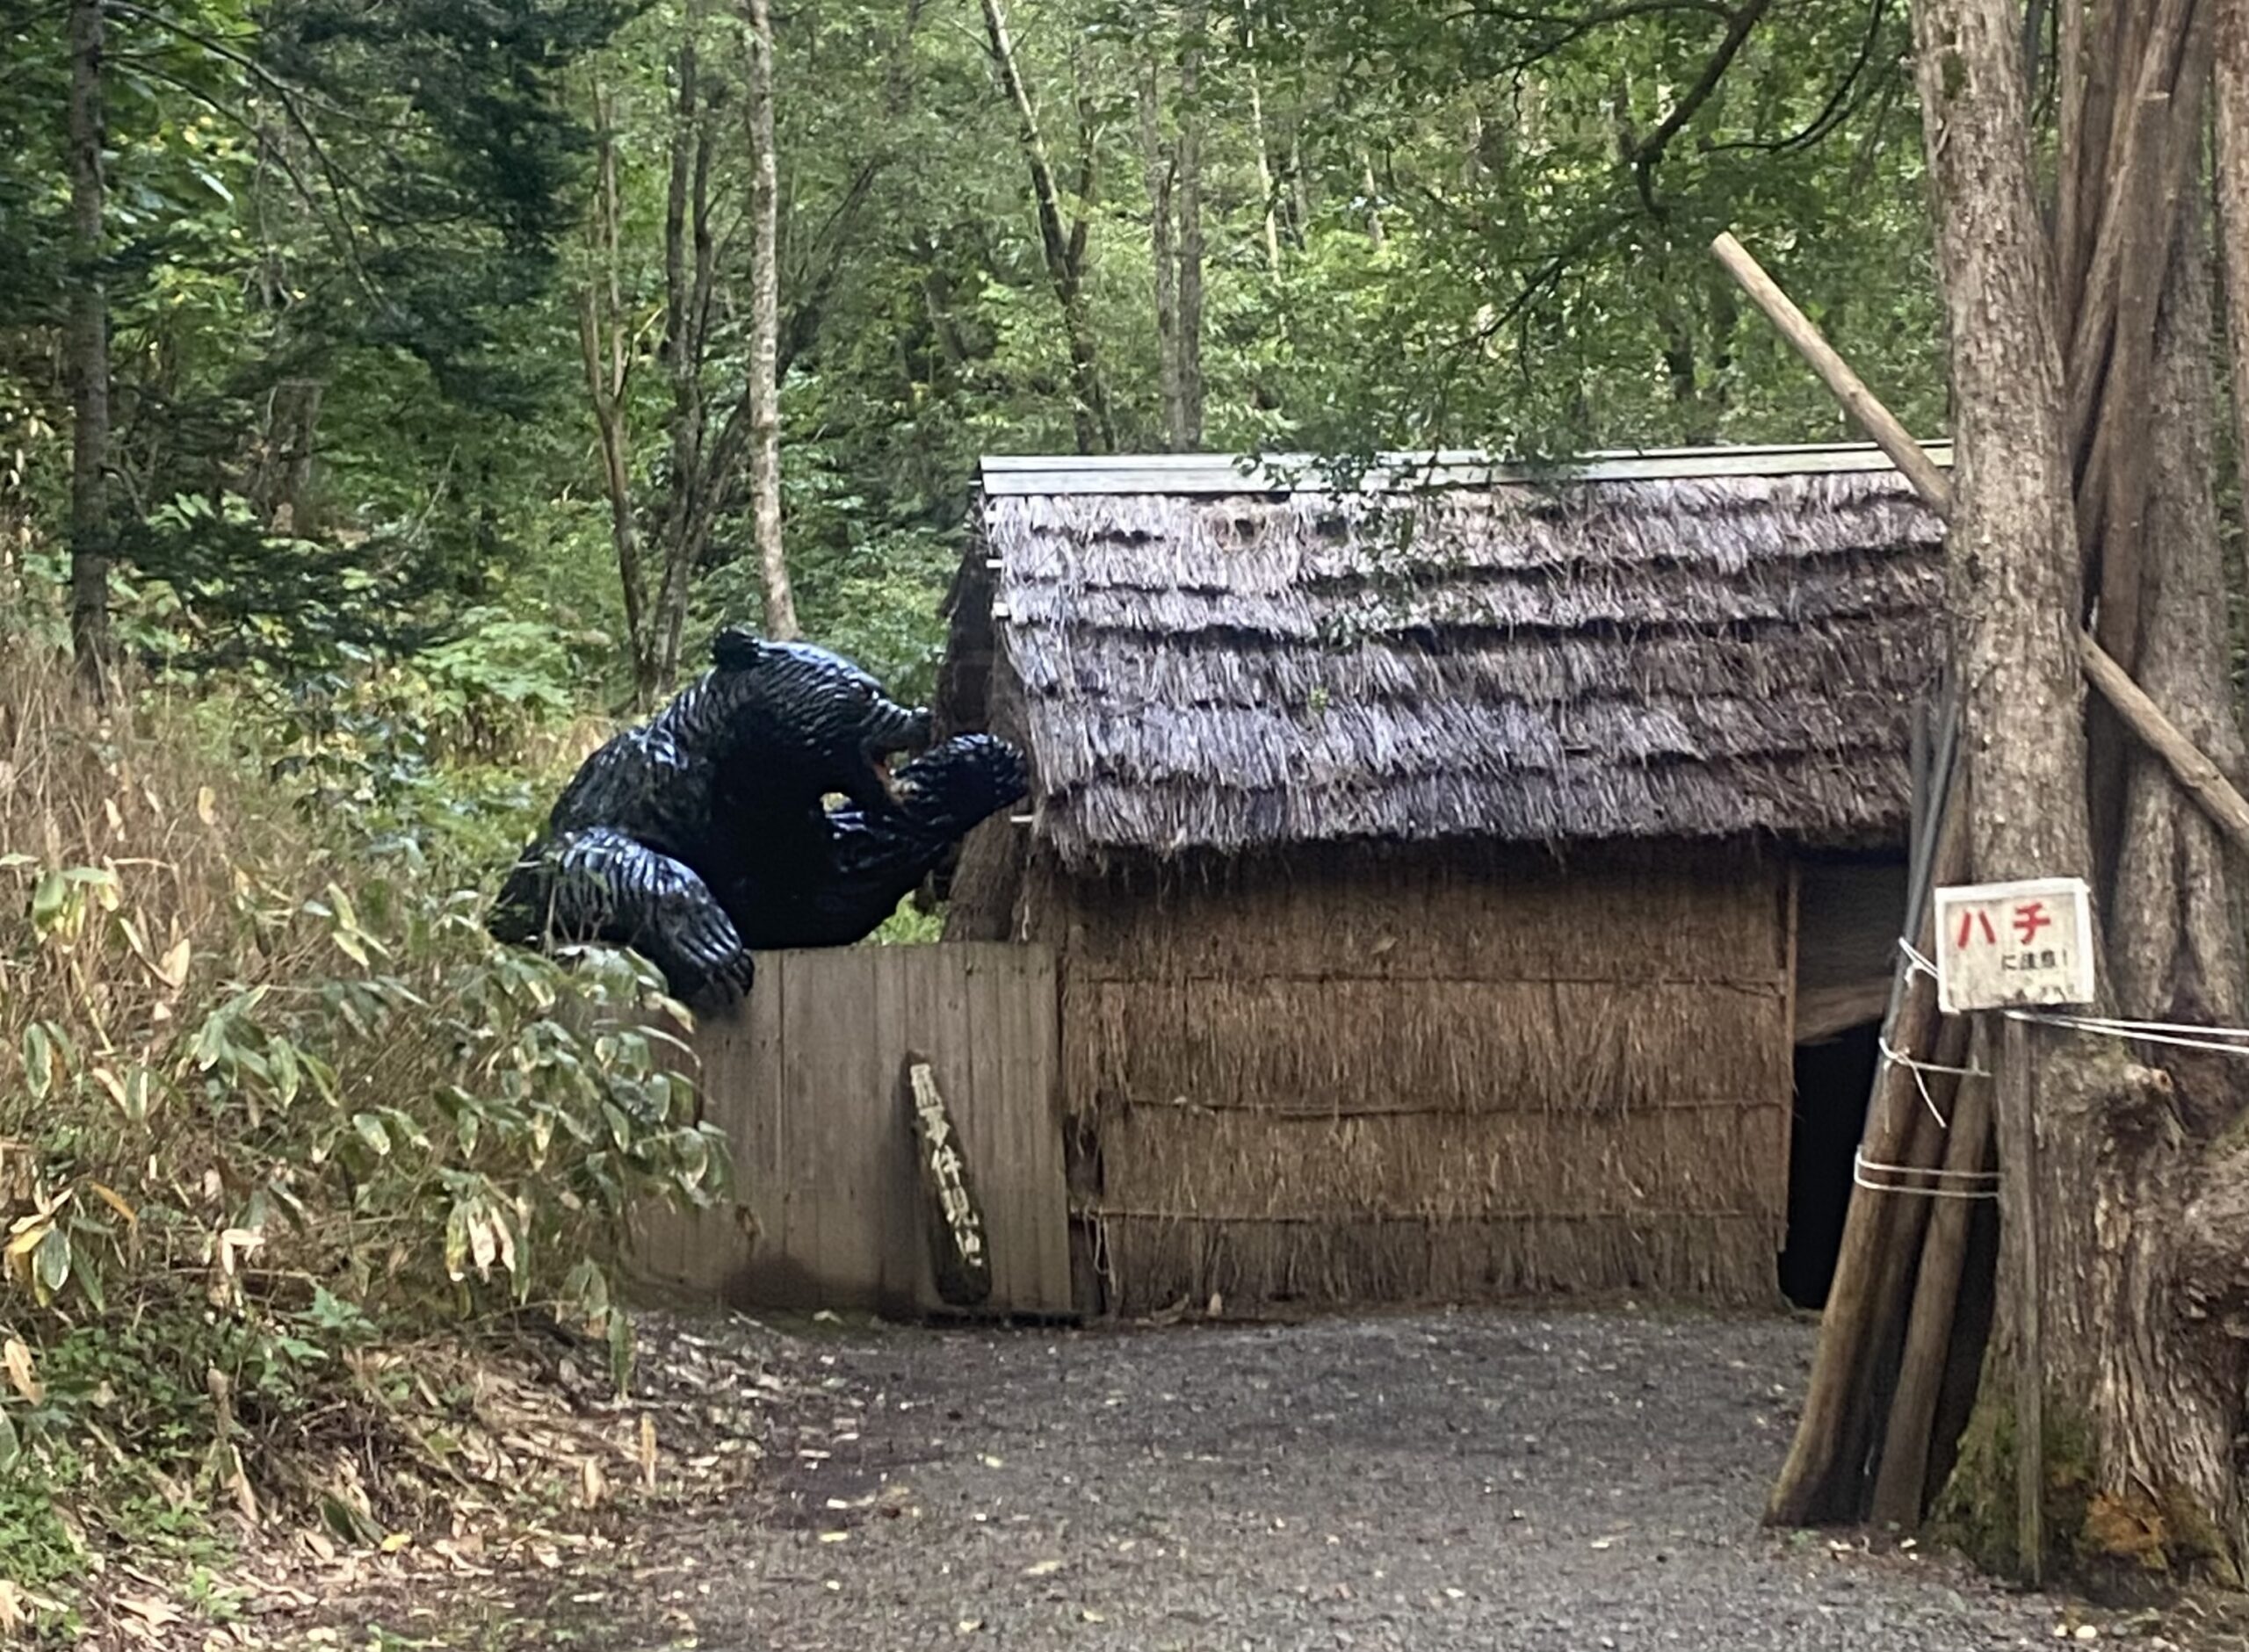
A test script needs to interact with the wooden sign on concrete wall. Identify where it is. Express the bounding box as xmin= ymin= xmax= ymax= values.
xmin=631 ymin=941 xmax=1073 ymax=1318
